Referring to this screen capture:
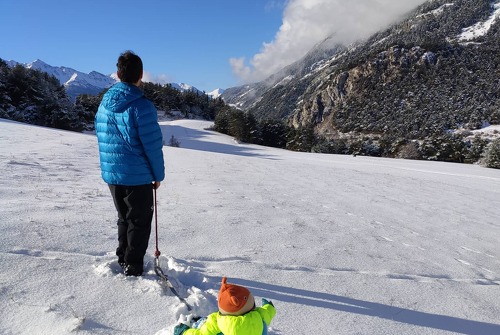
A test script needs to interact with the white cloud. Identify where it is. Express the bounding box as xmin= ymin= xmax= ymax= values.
xmin=142 ymin=71 xmax=171 ymax=84
xmin=229 ymin=57 xmax=252 ymax=84
xmin=231 ymin=0 xmax=427 ymax=84
xmin=111 ymin=71 xmax=171 ymax=85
